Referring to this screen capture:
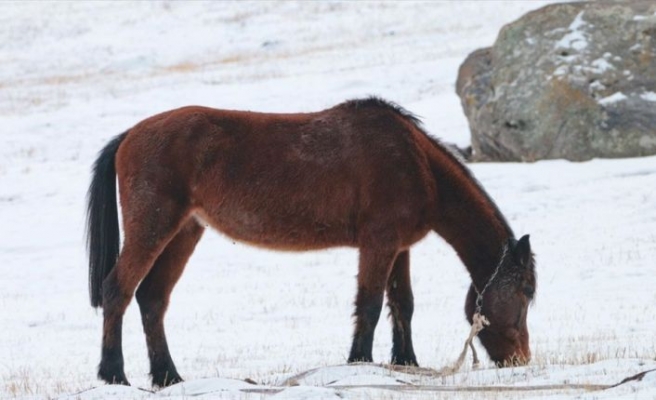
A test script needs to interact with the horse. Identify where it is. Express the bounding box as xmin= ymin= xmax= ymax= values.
xmin=86 ymin=97 xmax=536 ymax=387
